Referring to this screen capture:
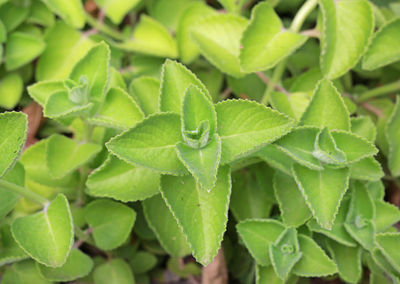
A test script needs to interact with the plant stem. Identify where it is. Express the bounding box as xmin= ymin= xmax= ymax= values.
xmin=357 ymin=81 xmax=400 ymax=102
xmin=260 ymin=0 xmax=318 ymax=105
xmin=85 ymin=13 xmax=125 ymax=41
xmin=0 ymin=180 xmax=48 ymax=206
